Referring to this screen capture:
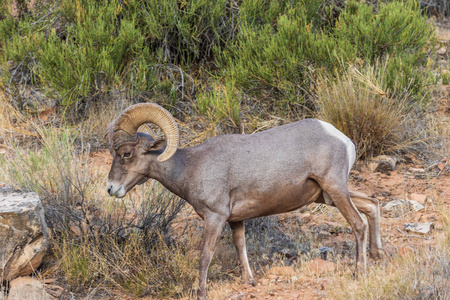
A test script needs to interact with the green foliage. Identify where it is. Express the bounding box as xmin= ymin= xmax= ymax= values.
xmin=197 ymin=76 xmax=241 ymax=126
xmin=217 ymin=0 xmax=434 ymax=109
xmin=334 ymin=0 xmax=435 ymax=97
xmin=0 ymin=0 xmax=436 ymax=118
